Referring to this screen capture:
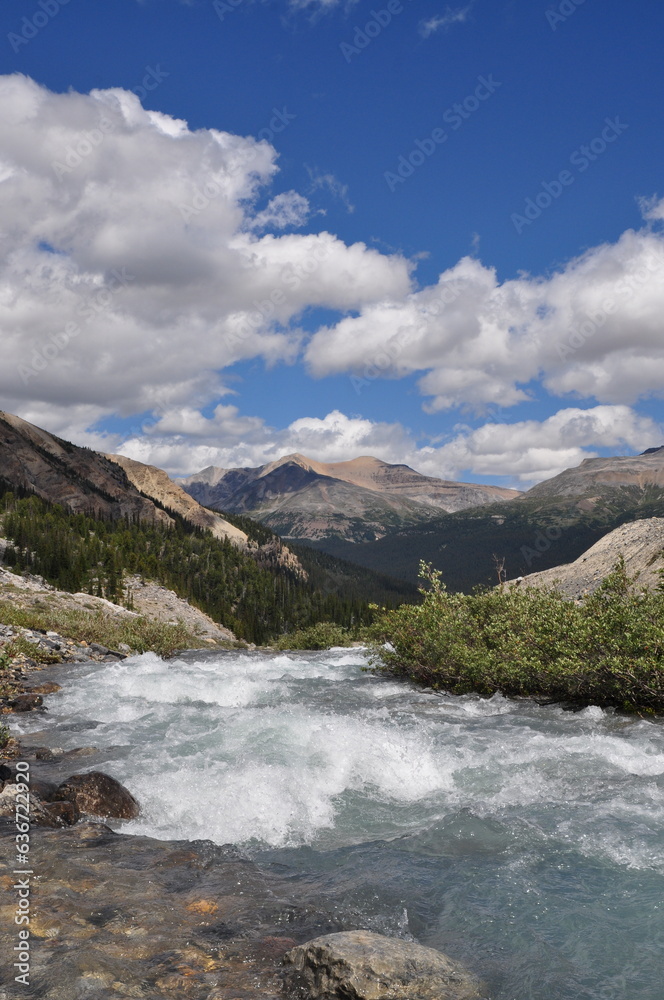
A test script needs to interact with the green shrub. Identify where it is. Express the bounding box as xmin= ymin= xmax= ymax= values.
xmin=275 ymin=621 xmax=354 ymax=650
xmin=368 ymin=559 xmax=664 ymax=713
